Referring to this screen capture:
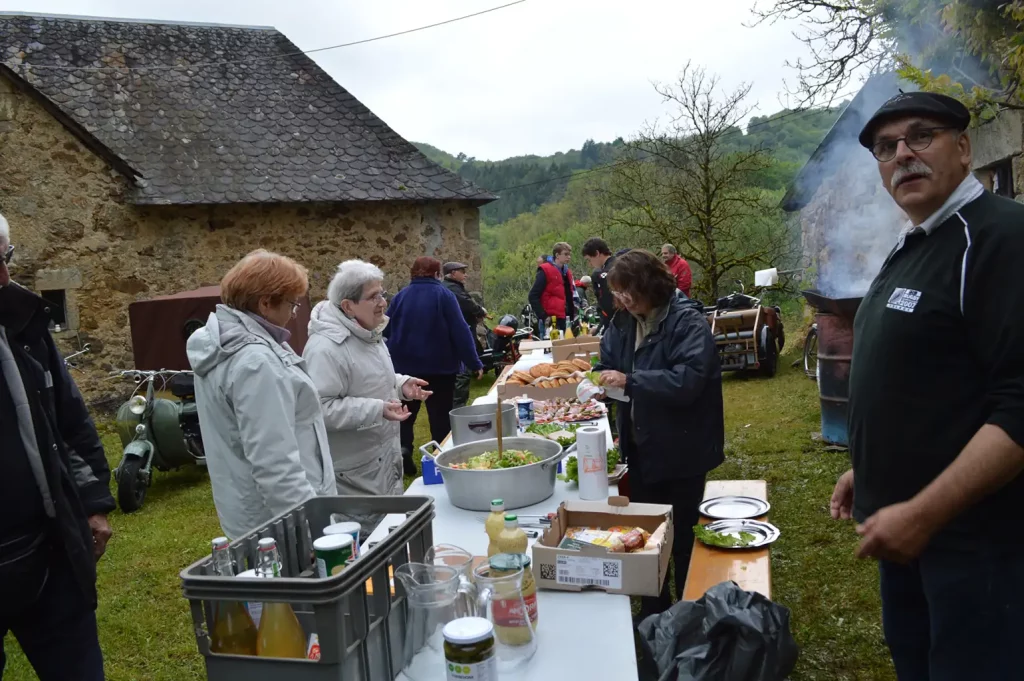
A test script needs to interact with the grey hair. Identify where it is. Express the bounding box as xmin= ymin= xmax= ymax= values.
xmin=327 ymin=259 xmax=385 ymax=306
xmin=661 ymin=243 xmax=677 ymax=255
xmin=0 ymin=213 xmax=8 ymax=248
